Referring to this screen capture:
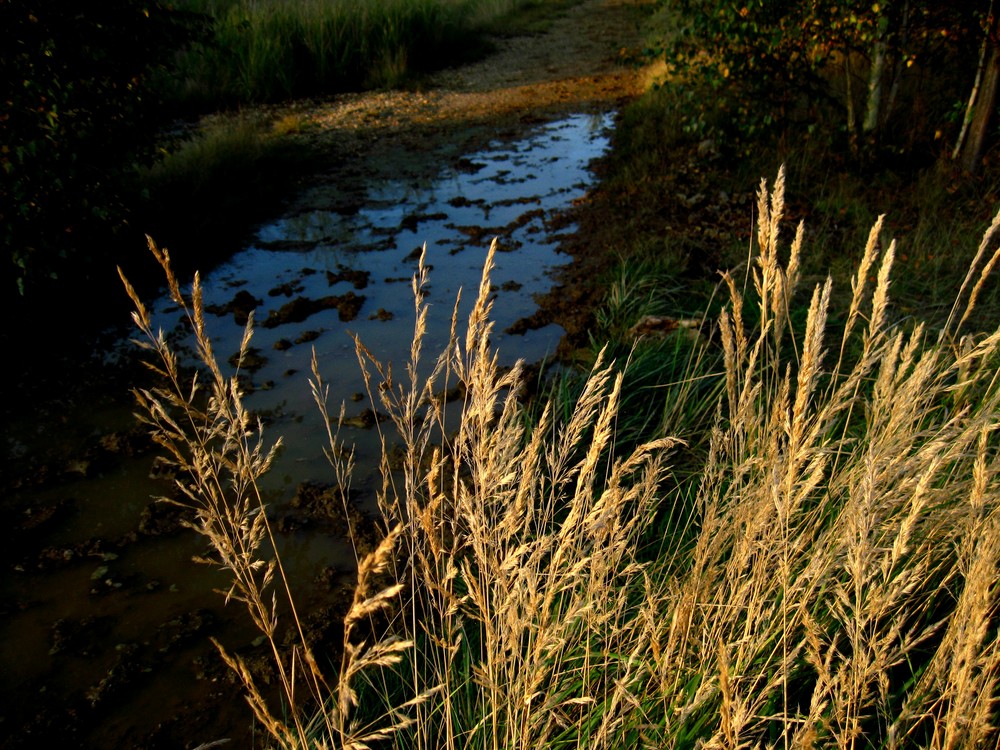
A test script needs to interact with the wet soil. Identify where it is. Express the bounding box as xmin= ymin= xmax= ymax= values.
xmin=0 ymin=1 xmax=654 ymax=747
